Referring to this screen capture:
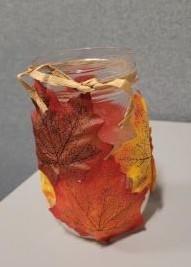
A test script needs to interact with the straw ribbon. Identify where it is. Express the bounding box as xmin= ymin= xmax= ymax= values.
xmin=17 ymin=63 xmax=134 ymax=113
